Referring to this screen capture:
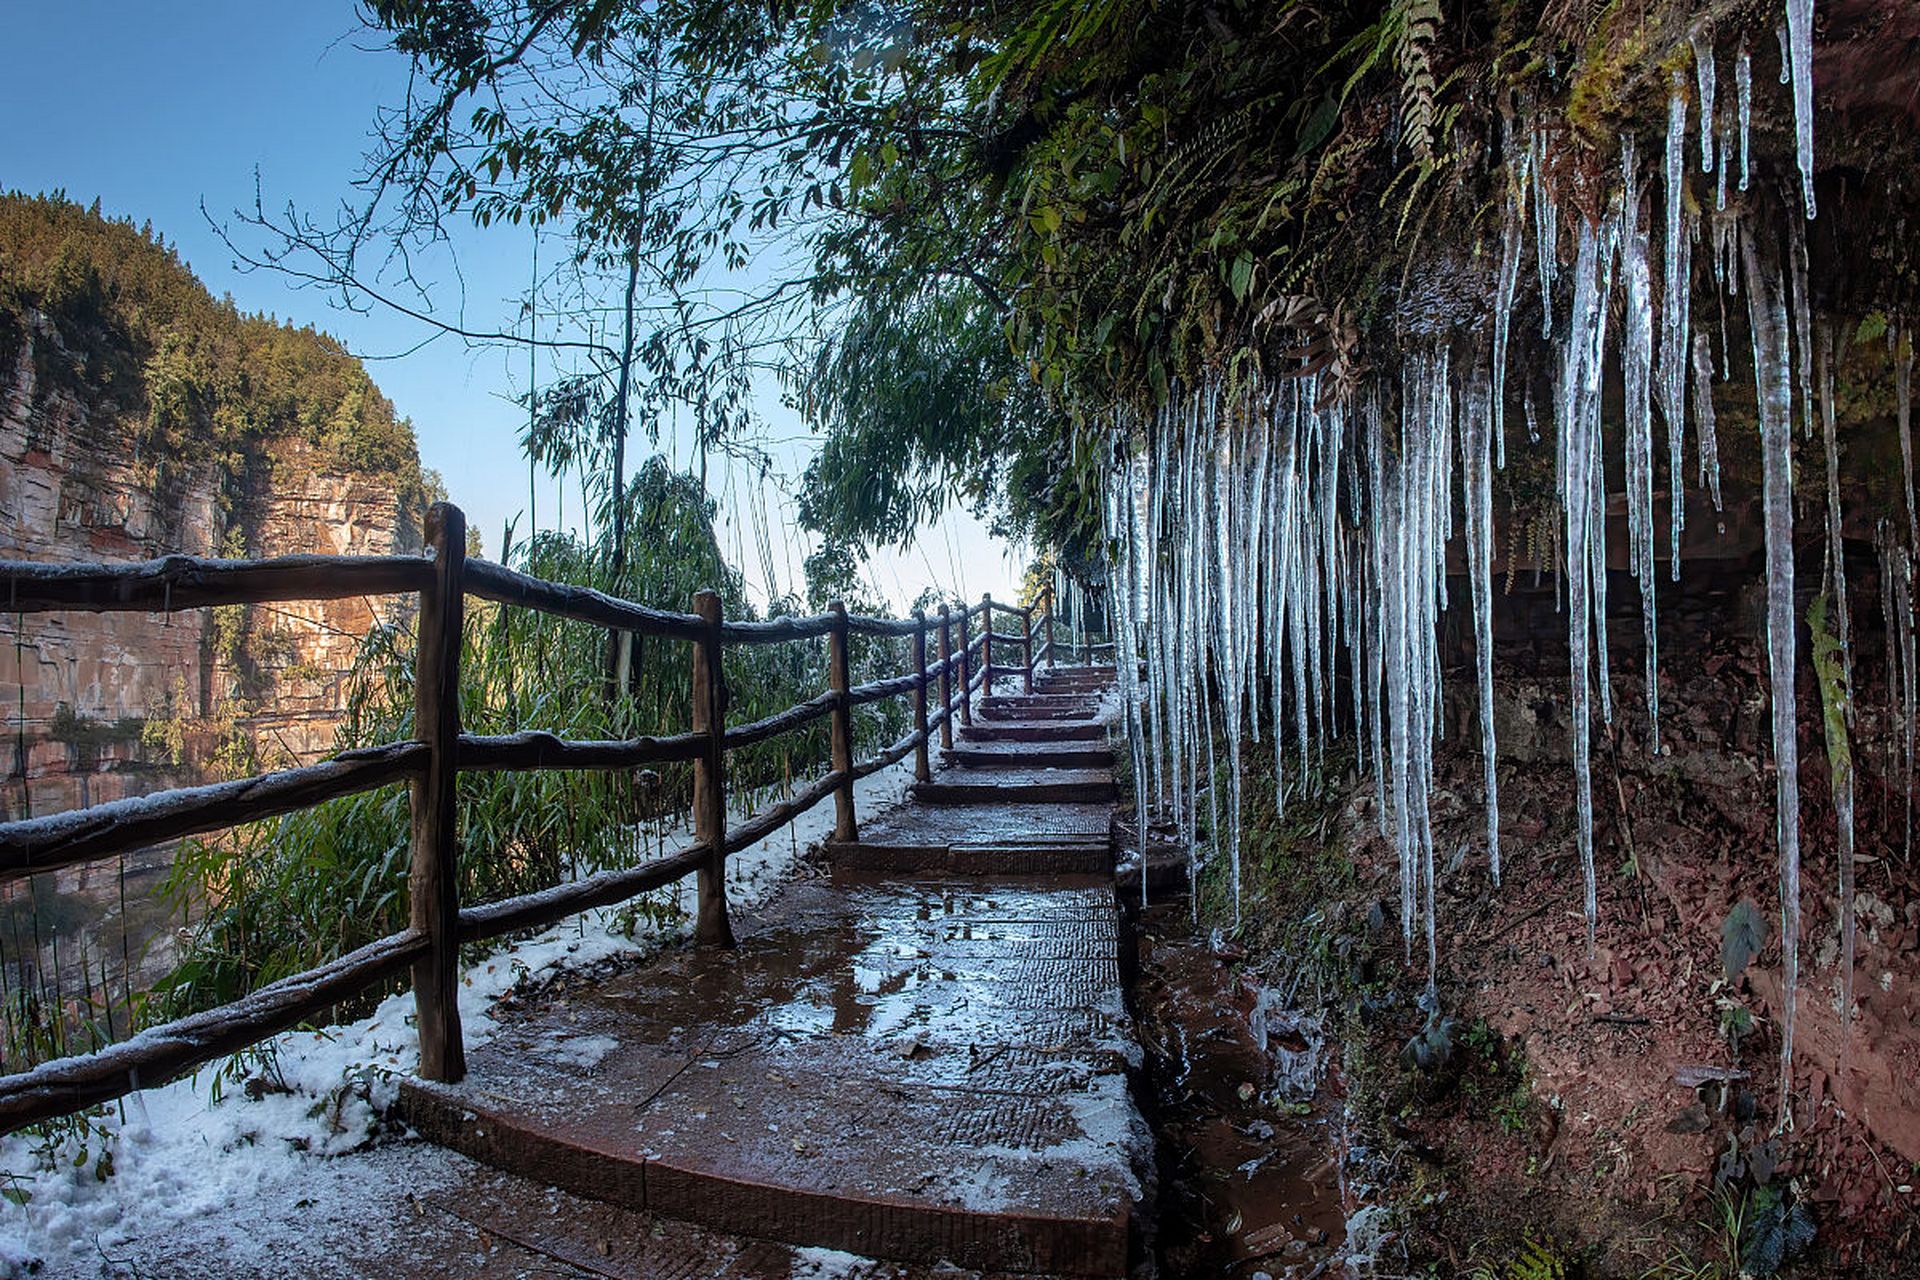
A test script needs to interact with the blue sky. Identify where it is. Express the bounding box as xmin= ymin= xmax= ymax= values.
xmin=0 ymin=2 xmax=1023 ymax=611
